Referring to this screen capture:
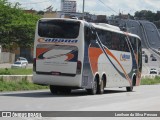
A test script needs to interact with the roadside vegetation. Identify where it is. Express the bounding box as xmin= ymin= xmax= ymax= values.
xmin=0 ymin=68 xmax=48 ymax=92
xmin=0 ymin=0 xmax=40 ymax=50
xmin=0 ymin=78 xmax=48 ymax=92
xmin=0 ymin=68 xmax=32 ymax=75
xmin=141 ymin=76 xmax=160 ymax=85
xmin=0 ymin=67 xmax=159 ymax=91
xmin=0 ymin=75 xmax=160 ymax=92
